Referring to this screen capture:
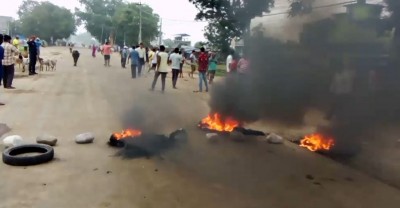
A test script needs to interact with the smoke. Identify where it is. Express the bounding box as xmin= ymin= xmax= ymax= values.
xmin=209 ymin=4 xmax=400 ymax=156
